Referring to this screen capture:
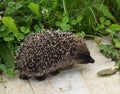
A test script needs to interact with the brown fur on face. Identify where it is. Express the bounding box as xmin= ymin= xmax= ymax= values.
xmin=69 ymin=41 xmax=94 ymax=64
